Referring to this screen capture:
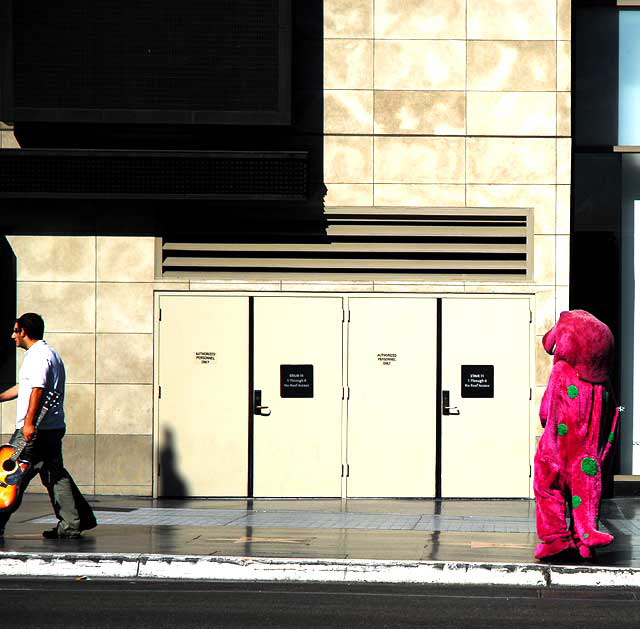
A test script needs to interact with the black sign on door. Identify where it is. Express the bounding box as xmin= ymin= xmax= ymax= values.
xmin=461 ymin=365 xmax=494 ymax=398
xmin=280 ymin=365 xmax=314 ymax=398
